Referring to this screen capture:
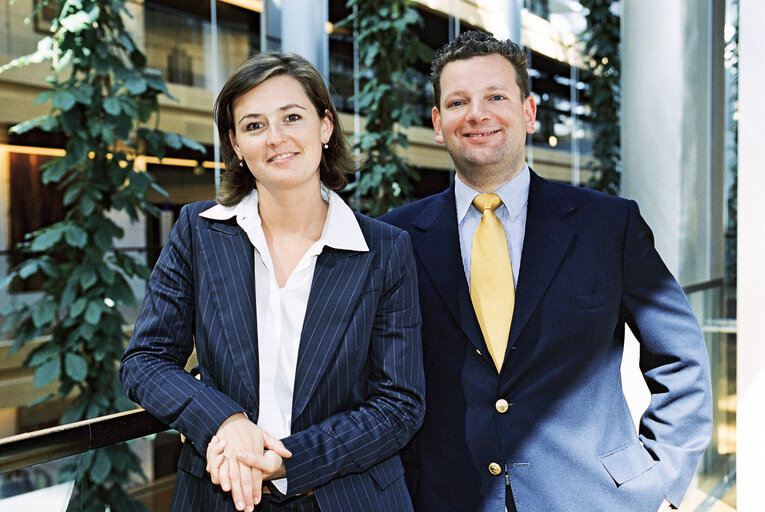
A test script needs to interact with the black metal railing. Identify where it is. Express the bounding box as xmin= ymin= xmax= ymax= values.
xmin=0 ymin=409 xmax=167 ymax=474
